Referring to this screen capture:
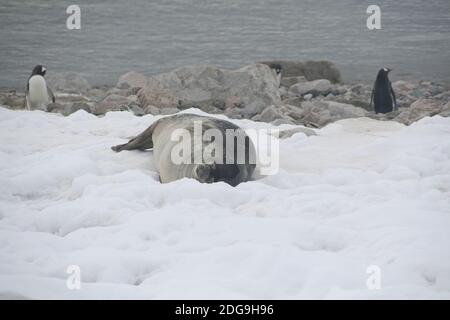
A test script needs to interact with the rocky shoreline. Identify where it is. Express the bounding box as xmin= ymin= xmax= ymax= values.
xmin=1 ymin=60 xmax=449 ymax=127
